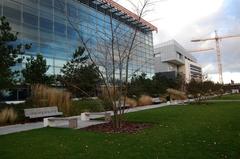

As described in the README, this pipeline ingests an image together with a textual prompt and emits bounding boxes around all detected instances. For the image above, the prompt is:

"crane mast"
[215,31,223,83]
[191,30,240,84]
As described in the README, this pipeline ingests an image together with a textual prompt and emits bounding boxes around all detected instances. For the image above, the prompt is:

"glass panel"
[23,12,38,27]
[0,3,2,16]
[3,6,21,22]
[54,0,65,14]
[28,42,39,53]
[54,21,66,36]
[40,43,51,54]
[67,3,77,18]
[22,26,38,40]
[67,26,78,39]
[40,31,53,43]
[40,0,53,8]
[22,0,38,8]
[40,17,53,32]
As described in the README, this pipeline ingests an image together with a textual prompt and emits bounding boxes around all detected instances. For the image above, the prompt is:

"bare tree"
[63,0,155,130]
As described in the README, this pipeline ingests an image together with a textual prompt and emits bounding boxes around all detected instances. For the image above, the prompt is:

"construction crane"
[188,48,214,53]
[191,30,240,84]
[153,48,214,57]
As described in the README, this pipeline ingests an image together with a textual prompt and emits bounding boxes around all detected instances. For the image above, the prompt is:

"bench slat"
[24,106,63,119]
[85,112,111,115]
[48,117,77,121]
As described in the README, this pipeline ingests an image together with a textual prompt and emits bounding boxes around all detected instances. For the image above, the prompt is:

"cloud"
[208,72,240,84]
[151,0,240,83]
[115,0,240,83]
[202,64,217,74]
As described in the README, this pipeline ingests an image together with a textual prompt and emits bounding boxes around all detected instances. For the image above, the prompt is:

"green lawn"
[213,93,240,100]
[1,102,240,159]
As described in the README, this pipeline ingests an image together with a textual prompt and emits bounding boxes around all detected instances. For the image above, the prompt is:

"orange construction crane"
[191,30,240,84]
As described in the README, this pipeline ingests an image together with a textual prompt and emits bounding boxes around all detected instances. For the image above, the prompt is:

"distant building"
[154,40,202,82]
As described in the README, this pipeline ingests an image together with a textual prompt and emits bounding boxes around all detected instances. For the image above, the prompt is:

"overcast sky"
[116,0,240,83]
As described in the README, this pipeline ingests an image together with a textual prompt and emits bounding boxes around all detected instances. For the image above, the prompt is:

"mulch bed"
[82,121,153,134]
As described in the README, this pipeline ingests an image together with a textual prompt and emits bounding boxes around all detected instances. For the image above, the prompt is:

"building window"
[177,52,183,60]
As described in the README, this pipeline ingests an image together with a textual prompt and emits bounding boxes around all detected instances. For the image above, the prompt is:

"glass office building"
[1,0,157,78]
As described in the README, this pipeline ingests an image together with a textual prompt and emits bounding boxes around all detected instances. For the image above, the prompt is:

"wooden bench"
[81,112,111,121]
[24,106,63,119]
[43,117,78,128]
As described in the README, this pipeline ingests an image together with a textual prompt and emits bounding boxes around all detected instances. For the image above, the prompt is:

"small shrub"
[167,88,187,100]
[98,87,111,109]
[138,95,153,106]
[0,109,8,124]
[98,85,120,111]
[98,85,119,99]
[0,107,18,125]
[126,97,137,107]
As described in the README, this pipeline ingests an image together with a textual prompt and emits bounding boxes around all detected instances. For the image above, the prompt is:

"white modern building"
[154,40,202,82]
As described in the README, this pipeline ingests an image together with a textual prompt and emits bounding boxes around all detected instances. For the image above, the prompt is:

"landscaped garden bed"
[82,121,153,134]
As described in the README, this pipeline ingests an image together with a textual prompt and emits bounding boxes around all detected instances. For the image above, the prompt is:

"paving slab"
[0,122,43,136]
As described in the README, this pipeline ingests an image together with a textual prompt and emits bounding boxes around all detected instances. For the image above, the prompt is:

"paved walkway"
[207,100,240,102]
[0,101,181,136]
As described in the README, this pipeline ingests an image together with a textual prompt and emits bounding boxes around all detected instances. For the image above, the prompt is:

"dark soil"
[82,121,153,134]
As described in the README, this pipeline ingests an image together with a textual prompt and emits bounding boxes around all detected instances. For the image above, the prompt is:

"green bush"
[71,99,106,115]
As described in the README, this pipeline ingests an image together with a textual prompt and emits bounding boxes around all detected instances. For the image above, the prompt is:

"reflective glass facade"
[1,0,155,78]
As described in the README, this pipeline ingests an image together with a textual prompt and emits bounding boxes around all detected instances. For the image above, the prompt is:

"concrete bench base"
[44,117,78,128]
[81,112,111,121]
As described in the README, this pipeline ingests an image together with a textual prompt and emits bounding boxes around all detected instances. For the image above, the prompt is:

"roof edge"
[99,0,158,32]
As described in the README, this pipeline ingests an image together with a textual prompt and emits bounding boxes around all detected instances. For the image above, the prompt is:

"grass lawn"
[1,102,240,159]
[212,93,240,100]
